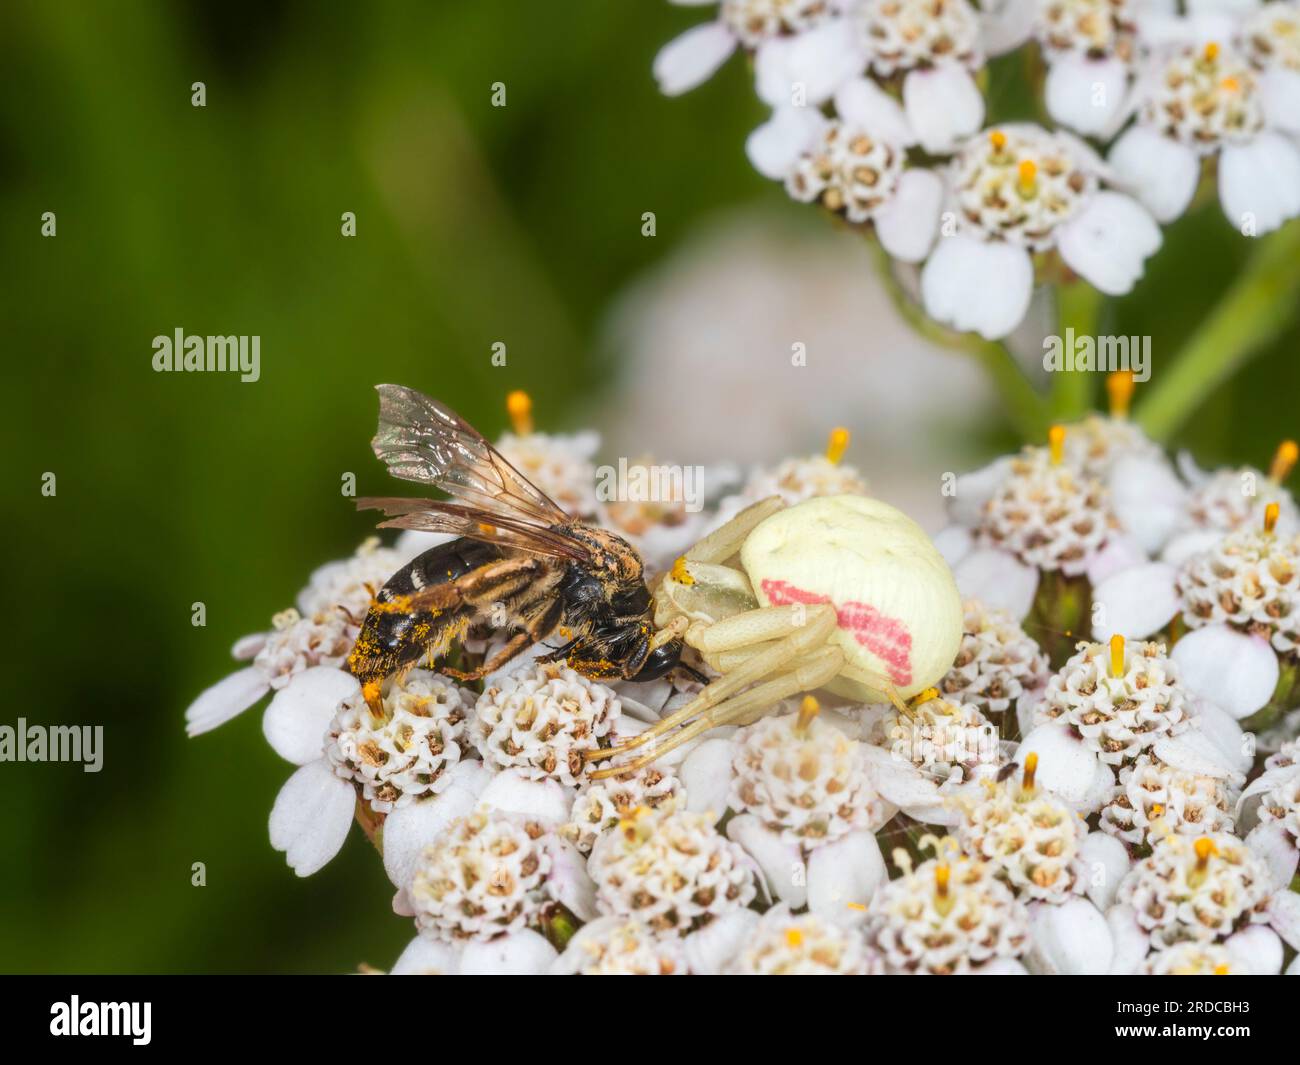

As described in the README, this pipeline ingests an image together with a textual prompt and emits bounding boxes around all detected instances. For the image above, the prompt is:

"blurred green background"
[1,1,1297,972]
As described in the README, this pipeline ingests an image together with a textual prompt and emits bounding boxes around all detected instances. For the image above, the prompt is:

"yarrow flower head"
[922,125,1161,340]
[730,699,886,847]
[1110,38,1300,233]
[1035,638,1191,765]
[957,755,1088,903]
[1034,0,1140,135]
[1099,753,1236,846]
[325,669,470,812]
[587,805,757,934]
[1117,832,1273,948]
[1180,442,1300,540]
[1177,516,1300,655]
[866,851,1030,973]
[551,915,688,975]
[494,391,600,517]
[939,598,1050,715]
[1142,940,1249,975]
[562,762,683,854]
[409,809,555,943]
[728,904,884,974]
[296,537,407,620]
[472,662,621,785]
[1257,771,1300,847]
[977,440,1113,575]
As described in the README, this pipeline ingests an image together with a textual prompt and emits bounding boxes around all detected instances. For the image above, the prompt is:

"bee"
[346,384,685,716]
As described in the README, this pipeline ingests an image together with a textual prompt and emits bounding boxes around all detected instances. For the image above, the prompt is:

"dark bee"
[346,385,684,715]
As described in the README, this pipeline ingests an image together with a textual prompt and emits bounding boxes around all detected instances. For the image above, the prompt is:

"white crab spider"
[587,494,964,778]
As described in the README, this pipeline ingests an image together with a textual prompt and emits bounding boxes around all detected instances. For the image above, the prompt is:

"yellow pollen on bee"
[989,129,1007,152]
[1269,439,1298,482]
[1022,751,1039,792]
[506,390,534,435]
[785,928,804,948]
[1109,634,1126,678]
[1048,424,1066,465]
[1017,159,1037,190]
[825,426,850,465]
[796,695,821,733]
[1265,502,1281,534]
[669,556,695,586]
[1204,41,1220,63]
[1107,370,1135,419]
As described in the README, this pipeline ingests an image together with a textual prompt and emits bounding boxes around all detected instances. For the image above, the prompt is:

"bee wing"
[370,384,572,527]
[356,497,592,562]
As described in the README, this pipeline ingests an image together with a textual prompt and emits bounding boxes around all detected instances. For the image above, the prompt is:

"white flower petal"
[874,168,944,263]
[477,768,573,826]
[1045,54,1128,137]
[458,929,558,975]
[979,0,1037,55]
[948,456,1014,528]
[231,632,268,660]
[754,19,866,107]
[185,666,270,737]
[1246,822,1300,894]
[1260,67,1300,137]
[1267,887,1300,951]
[1090,563,1179,642]
[921,235,1034,340]
[382,786,479,889]
[902,65,983,154]
[833,77,915,144]
[262,666,359,765]
[1219,132,1300,236]
[268,759,356,877]
[1083,534,1148,587]
[653,22,737,96]
[1109,454,1188,554]
[1108,126,1199,223]
[1187,698,1252,775]
[1057,192,1161,296]
[1019,723,1112,811]
[683,908,760,974]
[932,524,974,567]
[1106,904,1150,974]
[1152,730,1245,787]
[1170,623,1279,720]
[543,836,599,922]
[745,106,829,180]
[1226,925,1283,975]
[726,814,807,908]
[1026,897,1113,975]
[806,829,886,925]
[1161,528,1227,567]
[679,737,737,820]
[951,546,1039,621]
[1078,830,1131,911]
[390,935,459,975]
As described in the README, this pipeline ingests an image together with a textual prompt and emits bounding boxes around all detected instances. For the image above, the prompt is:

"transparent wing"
[356,497,591,562]
[370,384,570,527]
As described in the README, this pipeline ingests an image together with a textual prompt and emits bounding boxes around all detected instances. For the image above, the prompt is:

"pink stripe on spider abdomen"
[760,578,913,686]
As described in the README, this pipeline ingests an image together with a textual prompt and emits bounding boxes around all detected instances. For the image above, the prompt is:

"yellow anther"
[1221,76,1239,92]
[796,695,821,734]
[846,901,867,912]
[1265,501,1281,534]
[1049,424,1066,465]
[785,927,804,948]
[1204,41,1220,63]
[934,863,952,911]
[825,426,850,465]
[990,129,1007,152]
[669,556,694,586]
[1213,964,1230,975]
[506,390,534,435]
[1022,751,1038,792]
[1109,634,1125,678]
[1150,803,1165,818]
[910,687,940,707]
[1018,159,1038,189]
[1194,837,1218,866]
[1269,439,1298,482]
[1107,370,1135,419]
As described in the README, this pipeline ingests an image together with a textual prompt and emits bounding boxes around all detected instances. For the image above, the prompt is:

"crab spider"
[587,493,964,778]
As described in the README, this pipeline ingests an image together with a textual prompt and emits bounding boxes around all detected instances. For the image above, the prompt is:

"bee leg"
[439,601,561,683]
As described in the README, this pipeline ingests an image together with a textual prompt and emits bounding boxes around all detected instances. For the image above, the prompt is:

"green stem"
[872,246,1050,440]
[1051,281,1104,421]
[1136,222,1300,442]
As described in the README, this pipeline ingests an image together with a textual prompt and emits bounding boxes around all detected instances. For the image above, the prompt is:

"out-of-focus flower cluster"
[187,399,1300,975]
[653,0,1300,340]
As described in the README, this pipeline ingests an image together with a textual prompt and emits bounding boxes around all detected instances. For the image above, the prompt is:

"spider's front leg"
[585,603,839,777]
